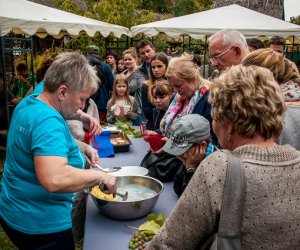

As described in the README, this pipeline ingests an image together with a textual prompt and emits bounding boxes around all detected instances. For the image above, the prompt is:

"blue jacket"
[88,55,114,111]
[190,90,218,146]
[141,84,155,129]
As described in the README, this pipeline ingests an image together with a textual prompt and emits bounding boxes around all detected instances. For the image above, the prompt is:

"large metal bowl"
[90,175,164,220]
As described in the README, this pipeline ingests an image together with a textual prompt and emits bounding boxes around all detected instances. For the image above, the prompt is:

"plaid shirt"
[205,143,218,157]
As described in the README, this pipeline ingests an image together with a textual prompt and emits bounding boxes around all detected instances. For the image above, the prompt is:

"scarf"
[160,83,209,135]
[280,80,300,101]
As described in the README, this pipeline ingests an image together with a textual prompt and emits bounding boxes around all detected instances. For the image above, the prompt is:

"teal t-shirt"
[0,95,86,234]
[32,81,44,95]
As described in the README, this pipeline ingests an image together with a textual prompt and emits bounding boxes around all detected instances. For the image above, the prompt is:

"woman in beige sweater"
[242,48,300,150]
[146,65,300,249]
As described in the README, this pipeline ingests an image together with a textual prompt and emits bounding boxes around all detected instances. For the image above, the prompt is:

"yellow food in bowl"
[91,186,115,201]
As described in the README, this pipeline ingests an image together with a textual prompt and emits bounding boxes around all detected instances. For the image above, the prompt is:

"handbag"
[140,151,182,182]
[200,151,246,250]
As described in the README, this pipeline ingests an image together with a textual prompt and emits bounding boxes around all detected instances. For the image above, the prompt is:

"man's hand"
[84,144,100,166]
[177,143,207,170]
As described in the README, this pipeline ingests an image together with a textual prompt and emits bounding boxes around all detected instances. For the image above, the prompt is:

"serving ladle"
[98,182,128,201]
[95,164,122,173]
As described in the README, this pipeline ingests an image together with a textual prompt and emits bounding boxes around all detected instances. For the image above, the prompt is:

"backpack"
[88,55,107,100]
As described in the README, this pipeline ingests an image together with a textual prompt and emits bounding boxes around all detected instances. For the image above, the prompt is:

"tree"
[53,0,85,15]
[141,0,171,14]
[172,0,201,16]
[290,15,300,25]
[92,0,157,28]
[171,0,212,16]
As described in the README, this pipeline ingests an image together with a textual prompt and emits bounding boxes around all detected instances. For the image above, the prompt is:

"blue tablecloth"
[83,139,178,250]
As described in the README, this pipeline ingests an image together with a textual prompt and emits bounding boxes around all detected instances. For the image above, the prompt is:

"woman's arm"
[106,99,117,124]
[34,155,116,194]
[76,140,99,166]
[141,84,154,123]
[71,109,102,136]
[127,97,139,121]
[128,71,147,94]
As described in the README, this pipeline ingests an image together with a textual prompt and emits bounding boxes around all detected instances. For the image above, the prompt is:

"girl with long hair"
[142,52,169,129]
[106,75,139,125]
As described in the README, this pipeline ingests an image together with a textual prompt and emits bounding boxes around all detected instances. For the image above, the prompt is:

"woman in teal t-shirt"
[0,52,116,250]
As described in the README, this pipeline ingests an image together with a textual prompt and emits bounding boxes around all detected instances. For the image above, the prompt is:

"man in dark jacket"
[86,45,114,124]
[135,40,156,124]
[136,39,155,79]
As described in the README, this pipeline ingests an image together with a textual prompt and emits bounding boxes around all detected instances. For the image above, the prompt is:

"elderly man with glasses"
[209,29,250,74]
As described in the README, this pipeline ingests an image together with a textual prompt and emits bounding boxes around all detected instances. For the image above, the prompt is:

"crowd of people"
[0,30,300,249]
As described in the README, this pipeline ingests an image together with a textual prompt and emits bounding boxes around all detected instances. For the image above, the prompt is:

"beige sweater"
[147,144,300,249]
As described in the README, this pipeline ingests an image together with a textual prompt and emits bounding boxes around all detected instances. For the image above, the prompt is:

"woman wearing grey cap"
[146,65,300,249]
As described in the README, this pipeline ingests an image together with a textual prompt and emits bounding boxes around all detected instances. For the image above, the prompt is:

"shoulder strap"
[218,151,246,244]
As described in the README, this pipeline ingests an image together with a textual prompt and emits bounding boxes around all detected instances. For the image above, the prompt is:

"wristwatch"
[186,166,196,173]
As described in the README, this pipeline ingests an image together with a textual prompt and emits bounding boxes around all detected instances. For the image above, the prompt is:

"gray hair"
[209,29,248,48]
[43,52,98,93]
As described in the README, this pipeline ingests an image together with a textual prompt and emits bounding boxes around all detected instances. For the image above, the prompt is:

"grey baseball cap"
[162,114,210,156]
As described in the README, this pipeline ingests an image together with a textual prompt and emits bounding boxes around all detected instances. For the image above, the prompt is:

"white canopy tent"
[0,0,130,38]
[131,4,300,39]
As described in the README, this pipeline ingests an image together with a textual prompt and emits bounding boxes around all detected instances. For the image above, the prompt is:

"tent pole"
[291,36,295,61]
[30,36,35,90]
[203,35,208,78]
[1,36,10,129]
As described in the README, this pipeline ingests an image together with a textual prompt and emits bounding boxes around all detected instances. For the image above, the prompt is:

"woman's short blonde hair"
[165,53,201,82]
[242,48,300,85]
[209,65,286,139]
[44,52,98,93]
[122,47,138,61]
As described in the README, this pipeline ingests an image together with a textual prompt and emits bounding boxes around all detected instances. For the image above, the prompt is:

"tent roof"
[131,4,300,39]
[0,0,130,38]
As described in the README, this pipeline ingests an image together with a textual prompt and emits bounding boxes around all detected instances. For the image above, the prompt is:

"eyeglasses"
[210,46,234,64]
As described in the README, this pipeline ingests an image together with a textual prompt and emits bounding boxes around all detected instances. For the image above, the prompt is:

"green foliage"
[34,47,63,70]
[290,15,300,25]
[141,0,171,13]
[127,212,165,249]
[66,34,106,56]
[198,0,213,9]
[92,0,157,28]
[173,0,202,16]
[0,225,17,250]
[53,0,84,15]
[152,39,170,53]
[46,0,214,56]
[116,124,142,138]
[171,0,212,17]
[139,220,161,234]
[138,212,165,234]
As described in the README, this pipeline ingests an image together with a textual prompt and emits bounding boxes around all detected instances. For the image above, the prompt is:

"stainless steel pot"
[89,175,164,220]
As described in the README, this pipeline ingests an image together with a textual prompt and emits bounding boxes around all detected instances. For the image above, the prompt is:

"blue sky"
[284,0,300,21]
